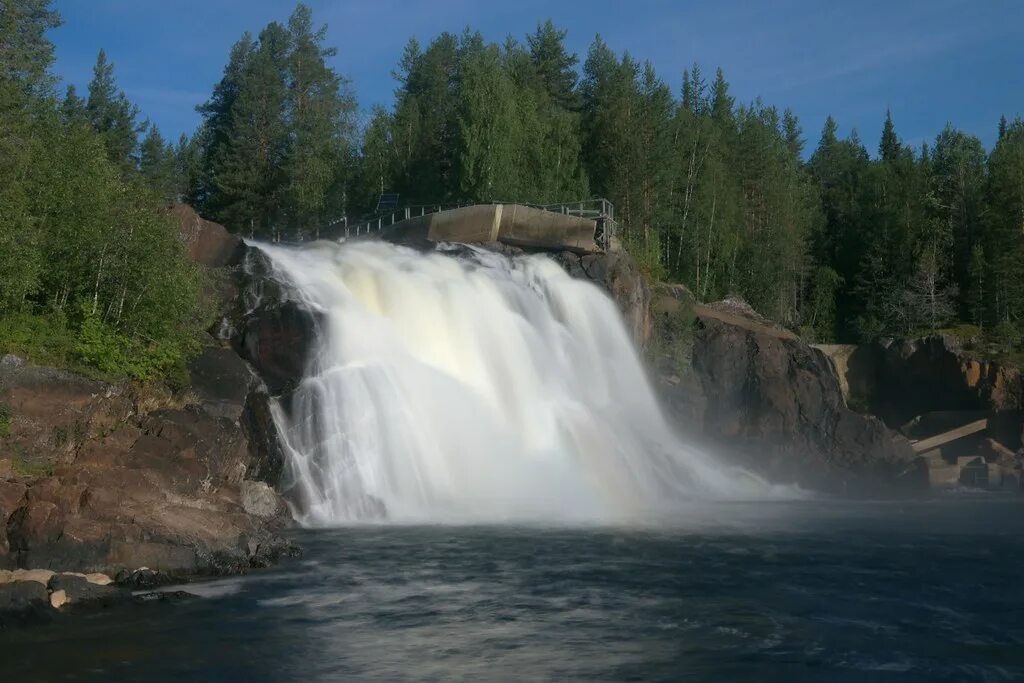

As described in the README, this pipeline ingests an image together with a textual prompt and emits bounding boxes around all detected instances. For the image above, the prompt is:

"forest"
[2,1,1023,384]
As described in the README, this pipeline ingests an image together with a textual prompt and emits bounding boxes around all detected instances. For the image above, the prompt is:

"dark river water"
[2,498,1022,682]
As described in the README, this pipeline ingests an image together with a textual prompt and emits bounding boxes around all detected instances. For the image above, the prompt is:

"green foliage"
[86,48,142,172]
[75,303,194,387]
[193,4,356,237]
[139,123,177,201]
[0,1,208,388]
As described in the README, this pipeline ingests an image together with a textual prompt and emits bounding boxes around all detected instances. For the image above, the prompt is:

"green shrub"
[0,306,197,388]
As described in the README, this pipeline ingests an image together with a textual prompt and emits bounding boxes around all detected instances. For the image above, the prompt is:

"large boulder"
[171,203,242,267]
[226,247,321,398]
[0,580,51,628]
[652,296,927,496]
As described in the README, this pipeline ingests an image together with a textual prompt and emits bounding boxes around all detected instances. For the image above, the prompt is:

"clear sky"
[51,0,1022,155]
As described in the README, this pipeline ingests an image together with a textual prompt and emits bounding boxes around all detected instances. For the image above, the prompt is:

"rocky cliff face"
[873,337,1023,445]
[0,353,295,577]
[553,247,651,347]
[649,291,927,496]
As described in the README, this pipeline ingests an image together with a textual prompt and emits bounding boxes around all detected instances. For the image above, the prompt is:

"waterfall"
[252,240,769,525]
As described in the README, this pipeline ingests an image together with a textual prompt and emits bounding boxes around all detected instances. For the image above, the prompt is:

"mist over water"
[253,241,770,525]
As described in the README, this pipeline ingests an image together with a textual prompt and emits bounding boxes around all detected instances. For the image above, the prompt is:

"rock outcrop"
[874,337,1023,445]
[171,203,242,268]
[0,359,296,578]
[554,247,651,347]
[649,292,927,496]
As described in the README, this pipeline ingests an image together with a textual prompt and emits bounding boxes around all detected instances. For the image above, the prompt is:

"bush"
[74,305,195,388]
[0,306,197,389]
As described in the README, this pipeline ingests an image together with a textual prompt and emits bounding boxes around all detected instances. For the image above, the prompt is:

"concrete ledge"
[497,204,598,253]
[427,205,501,243]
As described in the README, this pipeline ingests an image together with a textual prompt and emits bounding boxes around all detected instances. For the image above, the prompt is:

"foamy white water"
[251,240,770,525]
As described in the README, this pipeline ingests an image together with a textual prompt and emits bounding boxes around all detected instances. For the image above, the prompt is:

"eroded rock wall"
[647,292,927,496]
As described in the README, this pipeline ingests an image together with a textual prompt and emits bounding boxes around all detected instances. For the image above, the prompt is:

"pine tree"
[0,0,62,94]
[174,133,203,206]
[86,49,141,172]
[390,33,460,202]
[998,115,1008,141]
[709,68,734,123]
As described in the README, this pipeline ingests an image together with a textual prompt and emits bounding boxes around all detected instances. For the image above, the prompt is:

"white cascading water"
[252,240,769,525]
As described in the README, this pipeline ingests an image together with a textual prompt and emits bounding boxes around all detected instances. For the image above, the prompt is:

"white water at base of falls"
[252,240,777,525]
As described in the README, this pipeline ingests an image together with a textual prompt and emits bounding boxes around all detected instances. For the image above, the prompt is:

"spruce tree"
[210,22,289,236]
[86,49,141,172]
[194,32,256,212]
[879,109,901,161]
[931,125,986,317]
[60,84,88,128]
[139,123,176,201]
[782,108,804,160]
[526,20,579,110]
[983,118,1024,327]
[282,3,356,233]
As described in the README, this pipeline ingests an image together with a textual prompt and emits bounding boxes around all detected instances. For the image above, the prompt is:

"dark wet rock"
[187,346,257,422]
[553,247,651,347]
[0,581,51,628]
[240,387,286,487]
[223,247,320,399]
[647,293,927,496]
[114,567,177,590]
[133,590,197,604]
[235,300,319,397]
[48,573,131,609]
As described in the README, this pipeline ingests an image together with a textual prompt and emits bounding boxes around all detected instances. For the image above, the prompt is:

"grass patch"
[12,452,54,477]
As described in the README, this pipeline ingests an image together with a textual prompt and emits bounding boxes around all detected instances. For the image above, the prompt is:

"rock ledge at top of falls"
[649,287,929,497]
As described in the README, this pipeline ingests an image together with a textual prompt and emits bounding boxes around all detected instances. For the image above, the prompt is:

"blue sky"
[51,0,1021,155]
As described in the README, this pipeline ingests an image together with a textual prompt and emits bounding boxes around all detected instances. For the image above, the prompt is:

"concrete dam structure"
[326,200,617,254]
